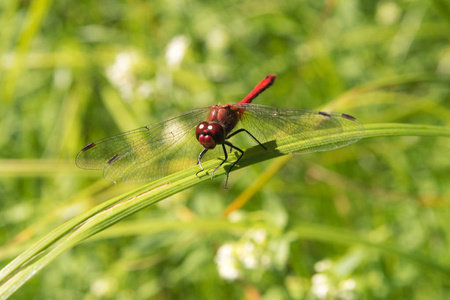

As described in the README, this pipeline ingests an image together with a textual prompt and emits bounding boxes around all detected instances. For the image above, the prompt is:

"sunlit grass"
[1,0,449,299]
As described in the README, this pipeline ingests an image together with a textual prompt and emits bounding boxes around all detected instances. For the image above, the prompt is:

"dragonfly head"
[196,122,225,149]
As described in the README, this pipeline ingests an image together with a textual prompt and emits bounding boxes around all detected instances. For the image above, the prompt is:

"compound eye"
[207,123,225,144]
[195,122,209,139]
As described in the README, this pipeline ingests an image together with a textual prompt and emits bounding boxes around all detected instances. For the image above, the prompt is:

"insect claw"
[197,160,204,170]
[224,174,230,189]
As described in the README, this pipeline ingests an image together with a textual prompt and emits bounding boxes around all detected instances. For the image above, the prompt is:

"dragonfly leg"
[227,129,267,150]
[211,144,229,182]
[196,148,208,177]
[222,141,244,189]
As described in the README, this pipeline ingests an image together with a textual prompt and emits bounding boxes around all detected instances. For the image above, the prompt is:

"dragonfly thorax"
[195,121,225,149]
[208,104,243,135]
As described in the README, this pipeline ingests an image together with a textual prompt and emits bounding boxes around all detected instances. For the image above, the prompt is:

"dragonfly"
[76,75,364,188]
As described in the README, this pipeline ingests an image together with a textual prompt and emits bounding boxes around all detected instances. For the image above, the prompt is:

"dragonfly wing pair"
[76,103,364,183]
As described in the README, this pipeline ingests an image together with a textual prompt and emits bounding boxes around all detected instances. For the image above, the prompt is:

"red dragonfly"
[76,75,364,187]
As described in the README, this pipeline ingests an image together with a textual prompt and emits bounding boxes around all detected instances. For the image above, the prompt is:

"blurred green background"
[1,0,449,299]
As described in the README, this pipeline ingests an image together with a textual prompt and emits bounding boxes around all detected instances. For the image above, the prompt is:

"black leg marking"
[211,144,229,181]
[196,148,208,177]
[222,141,245,189]
[199,129,266,188]
[227,129,267,150]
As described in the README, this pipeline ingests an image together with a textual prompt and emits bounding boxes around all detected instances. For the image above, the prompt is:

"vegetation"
[1,0,449,299]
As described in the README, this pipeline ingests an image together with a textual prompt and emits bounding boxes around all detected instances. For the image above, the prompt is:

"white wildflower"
[165,35,188,68]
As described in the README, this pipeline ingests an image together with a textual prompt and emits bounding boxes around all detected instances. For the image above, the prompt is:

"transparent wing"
[76,107,220,183]
[232,104,364,155]
[76,103,364,184]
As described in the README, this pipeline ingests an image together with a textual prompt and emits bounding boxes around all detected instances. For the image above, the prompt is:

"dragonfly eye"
[206,123,225,144]
[196,122,225,149]
[198,134,216,149]
[196,122,209,139]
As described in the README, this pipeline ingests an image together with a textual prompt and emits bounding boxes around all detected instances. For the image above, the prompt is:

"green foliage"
[1,0,449,299]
